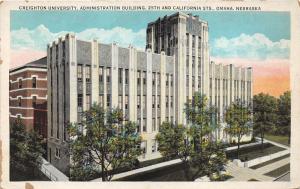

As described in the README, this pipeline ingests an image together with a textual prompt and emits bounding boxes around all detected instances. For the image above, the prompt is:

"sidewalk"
[255,157,290,175]
[40,157,69,181]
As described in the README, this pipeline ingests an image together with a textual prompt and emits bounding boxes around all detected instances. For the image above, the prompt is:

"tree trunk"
[101,151,106,181]
[237,138,240,159]
[260,131,264,152]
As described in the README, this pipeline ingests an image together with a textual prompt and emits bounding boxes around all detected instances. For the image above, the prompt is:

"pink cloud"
[10,50,46,69]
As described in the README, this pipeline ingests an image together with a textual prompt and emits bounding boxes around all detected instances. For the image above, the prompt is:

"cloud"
[211,33,290,60]
[11,25,146,51]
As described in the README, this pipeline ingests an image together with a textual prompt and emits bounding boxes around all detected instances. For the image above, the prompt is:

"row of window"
[9,77,37,90]
[14,96,38,108]
[78,66,174,88]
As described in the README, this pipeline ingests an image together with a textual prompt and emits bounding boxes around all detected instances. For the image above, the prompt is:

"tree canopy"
[69,104,142,181]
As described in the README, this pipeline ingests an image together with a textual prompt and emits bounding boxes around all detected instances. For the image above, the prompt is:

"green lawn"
[264,134,290,147]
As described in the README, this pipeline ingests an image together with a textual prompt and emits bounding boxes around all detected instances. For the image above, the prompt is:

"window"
[55,148,60,158]
[141,141,147,156]
[166,74,169,87]
[157,117,161,131]
[18,79,22,88]
[152,140,157,153]
[186,33,189,46]
[166,96,169,108]
[152,119,156,132]
[32,77,37,88]
[125,95,129,110]
[143,119,146,132]
[107,95,110,107]
[143,71,147,85]
[32,96,37,108]
[106,68,111,83]
[78,94,83,111]
[170,75,173,87]
[152,72,156,86]
[86,66,91,82]
[152,95,155,108]
[186,56,189,71]
[170,96,173,108]
[137,95,140,109]
[18,97,21,107]
[99,95,104,107]
[99,67,103,82]
[86,95,91,110]
[192,35,195,48]
[137,71,141,85]
[125,69,129,84]
[77,65,82,81]
[142,95,146,111]
[157,96,160,108]
[137,119,141,133]
[157,73,160,86]
[118,95,122,108]
[118,68,123,84]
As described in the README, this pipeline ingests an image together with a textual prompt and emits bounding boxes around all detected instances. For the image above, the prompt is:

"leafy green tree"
[277,91,291,144]
[10,119,45,180]
[224,100,252,159]
[156,92,227,181]
[253,93,278,150]
[69,104,142,181]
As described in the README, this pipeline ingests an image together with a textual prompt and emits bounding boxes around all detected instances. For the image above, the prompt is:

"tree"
[156,92,227,181]
[277,91,291,144]
[253,93,278,150]
[68,104,142,181]
[224,100,252,159]
[10,119,45,180]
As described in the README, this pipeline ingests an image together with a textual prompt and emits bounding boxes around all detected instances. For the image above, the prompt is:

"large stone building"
[9,57,48,139]
[47,12,253,174]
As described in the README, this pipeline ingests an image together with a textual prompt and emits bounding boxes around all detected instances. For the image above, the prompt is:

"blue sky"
[11,11,290,60]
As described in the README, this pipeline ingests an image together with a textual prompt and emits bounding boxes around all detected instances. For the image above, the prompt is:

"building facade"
[47,12,253,174]
[9,57,48,139]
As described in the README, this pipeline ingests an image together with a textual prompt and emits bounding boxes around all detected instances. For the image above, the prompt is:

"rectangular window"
[118,95,122,108]
[32,77,37,88]
[142,95,146,111]
[192,35,195,48]
[143,119,146,132]
[152,95,155,108]
[166,96,169,108]
[86,95,91,110]
[99,95,103,107]
[32,96,37,108]
[107,95,110,107]
[125,69,129,84]
[18,97,21,107]
[152,72,156,86]
[137,71,141,85]
[170,75,173,87]
[152,119,156,132]
[118,68,122,84]
[157,117,161,131]
[137,95,141,109]
[99,67,103,82]
[157,73,160,86]
[170,96,173,108]
[137,119,141,133]
[77,65,82,81]
[18,79,22,88]
[86,66,91,82]
[78,94,83,111]
[157,96,160,108]
[152,140,157,153]
[106,68,111,83]
[143,71,147,85]
[186,33,189,46]
[125,95,129,110]
[166,74,169,87]
[55,148,60,158]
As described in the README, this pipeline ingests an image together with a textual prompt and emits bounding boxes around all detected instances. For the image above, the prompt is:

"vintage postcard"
[0,0,300,189]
